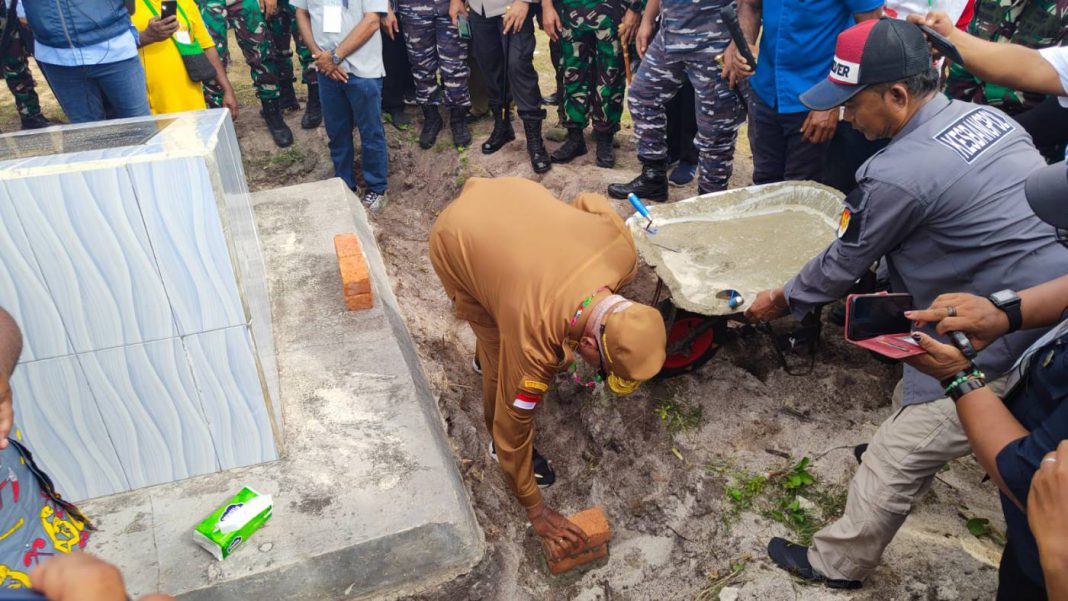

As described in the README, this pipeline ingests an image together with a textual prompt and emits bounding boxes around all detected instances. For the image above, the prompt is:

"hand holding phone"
[917,23,964,65]
[845,293,927,359]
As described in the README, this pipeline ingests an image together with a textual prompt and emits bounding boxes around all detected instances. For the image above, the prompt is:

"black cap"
[800,18,933,111]
[1026,161,1068,229]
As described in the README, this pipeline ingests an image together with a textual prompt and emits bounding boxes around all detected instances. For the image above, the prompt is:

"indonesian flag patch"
[513,392,542,411]
[837,208,852,239]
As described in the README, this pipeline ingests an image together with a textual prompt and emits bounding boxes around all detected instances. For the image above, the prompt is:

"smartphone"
[161,0,178,19]
[720,5,757,70]
[845,293,925,359]
[457,13,471,40]
[918,24,964,65]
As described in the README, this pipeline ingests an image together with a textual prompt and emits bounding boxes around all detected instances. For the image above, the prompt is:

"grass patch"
[654,397,703,435]
[269,147,307,167]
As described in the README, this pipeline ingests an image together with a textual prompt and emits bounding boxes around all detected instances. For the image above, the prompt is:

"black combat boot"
[594,130,615,168]
[419,104,444,149]
[449,106,472,149]
[260,98,294,148]
[607,158,668,201]
[301,83,322,129]
[481,107,515,154]
[550,127,587,163]
[523,118,552,174]
[20,113,53,130]
[279,79,300,112]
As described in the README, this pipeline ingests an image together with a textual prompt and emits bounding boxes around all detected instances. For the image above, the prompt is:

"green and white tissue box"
[193,486,273,560]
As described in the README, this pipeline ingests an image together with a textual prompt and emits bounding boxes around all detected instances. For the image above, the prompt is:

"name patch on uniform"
[934,109,1015,164]
[513,392,542,411]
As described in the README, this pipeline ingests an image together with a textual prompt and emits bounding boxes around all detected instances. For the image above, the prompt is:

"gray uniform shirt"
[785,95,1068,406]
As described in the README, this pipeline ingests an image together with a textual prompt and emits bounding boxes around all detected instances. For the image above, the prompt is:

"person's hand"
[904,293,1008,353]
[619,9,640,46]
[502,0,530,35]
[528,504,590,560]
[800,109,838,144]
[449,0,468,26]
[222,88,240,120]
[907,12,956,61]
[141,15,180,46]
[541,5,562,42]
[1030,441,1068,575]
[30,552,176,601]
[382,8,400,40]
[314,51,348,82]
[0,369,11,450]
[722,41,756,89]
[260,0,278,17]
[745,287,789,323]
[635,17,654,59]
[904,332,973,381]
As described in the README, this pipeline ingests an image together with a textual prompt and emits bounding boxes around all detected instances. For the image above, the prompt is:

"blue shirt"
[995,319,1068,588]
[33,28,139,67]
[749,0,883,113]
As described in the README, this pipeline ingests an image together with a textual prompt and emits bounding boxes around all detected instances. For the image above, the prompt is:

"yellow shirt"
[132,0,215,115]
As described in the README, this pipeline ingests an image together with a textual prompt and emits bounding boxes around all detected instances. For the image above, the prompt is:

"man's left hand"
[540,6,562,41]
[0,371,11,449]
[619,9,640,45]
[222,89,240,120]
[261,0,278,17]
[904,332,973,381]
[800,109,838,145]
[745,287,789,322]
[314,51,348,82]
[502,0,529,34]
[382,9,400,40]
[904,292,1008,353]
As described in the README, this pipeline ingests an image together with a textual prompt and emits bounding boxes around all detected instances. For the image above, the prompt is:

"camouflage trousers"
[2,31,41,119]
[559,8,623,132]
[397,2,471,107]
[628,32,743,192]
[197,0,280,104]
[268,0,316,86]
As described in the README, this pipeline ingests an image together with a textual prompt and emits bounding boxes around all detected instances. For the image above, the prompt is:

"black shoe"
[384,106,410,131]
[490,441,556,488]
[594,130,615,168]
[854,443,868,464]
[279,79,300,112]
[260,98,294,148]
[542,91,560,106]
[302,83,322,129]
[481,107,515,154]
[20,113,53,130]
[550,127,587,163]
[829,301,847,327]
[767,538,862,589]
[607,158,668,201]
[523,118,552,174]
[419,104,444,149]
[449,106,472,149]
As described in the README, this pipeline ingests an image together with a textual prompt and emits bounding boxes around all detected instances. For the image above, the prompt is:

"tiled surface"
[80,339,221,490]
[11,356,130,501]
[184,327,278,469]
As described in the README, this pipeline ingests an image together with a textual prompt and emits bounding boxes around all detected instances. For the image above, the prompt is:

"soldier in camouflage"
[607,0,745,201]
[396,0,472,150]
[540,0,639,167]
[197,0,295,147]
[268,0,322,129]
[0,0,51,130]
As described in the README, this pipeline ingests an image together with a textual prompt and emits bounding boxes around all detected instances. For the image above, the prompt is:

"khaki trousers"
[808,378,1006,581]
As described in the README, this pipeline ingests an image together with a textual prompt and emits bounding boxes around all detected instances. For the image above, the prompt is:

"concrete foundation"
[81,179,483,599]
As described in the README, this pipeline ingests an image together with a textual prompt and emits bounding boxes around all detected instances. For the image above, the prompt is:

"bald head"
[0,307,22,378]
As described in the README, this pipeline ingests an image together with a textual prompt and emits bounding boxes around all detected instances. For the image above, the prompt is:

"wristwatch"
[988,289,1022,333]
[330,49,343,65]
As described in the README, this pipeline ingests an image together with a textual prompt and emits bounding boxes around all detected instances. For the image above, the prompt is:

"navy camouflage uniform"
[197,0,282,105]
[396,0,471,107]
[627,0,745,192]
[268,0,317,86]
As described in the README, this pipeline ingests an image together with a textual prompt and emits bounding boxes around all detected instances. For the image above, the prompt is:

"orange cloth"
[132,0,215,114]
[429,177,639,510]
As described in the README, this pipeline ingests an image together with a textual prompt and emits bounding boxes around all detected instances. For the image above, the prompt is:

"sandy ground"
[0,32,1009,601]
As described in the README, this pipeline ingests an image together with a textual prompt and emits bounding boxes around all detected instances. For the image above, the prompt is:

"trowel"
[627,193,657,235]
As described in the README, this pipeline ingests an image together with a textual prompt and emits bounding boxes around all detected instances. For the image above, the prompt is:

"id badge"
[323,0,343,33]
[175,30,192,44]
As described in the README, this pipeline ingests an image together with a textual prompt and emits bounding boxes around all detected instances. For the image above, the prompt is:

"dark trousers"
[468,7,543,119]
[666,79,698,165]
[820,121,887,195]
[997,541,1048,601]
[1013,96,1068,162]
[381,24,415,111]
[747,87,827,184]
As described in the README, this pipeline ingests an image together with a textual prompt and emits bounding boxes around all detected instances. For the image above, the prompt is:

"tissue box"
[193,486,273,560]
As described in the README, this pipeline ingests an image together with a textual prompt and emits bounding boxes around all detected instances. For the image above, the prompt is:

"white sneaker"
[363,191,388,213]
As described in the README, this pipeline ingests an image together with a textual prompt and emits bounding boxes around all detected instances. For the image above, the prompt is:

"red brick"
[543,506,612,575]
[334,233,372,311]
[546,543,609,575]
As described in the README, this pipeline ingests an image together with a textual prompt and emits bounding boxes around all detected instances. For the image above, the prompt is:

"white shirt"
[1038,46,1068,108]
[290,0,387,79]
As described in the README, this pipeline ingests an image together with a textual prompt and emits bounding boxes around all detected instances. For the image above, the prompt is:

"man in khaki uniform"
[430,177,667,556]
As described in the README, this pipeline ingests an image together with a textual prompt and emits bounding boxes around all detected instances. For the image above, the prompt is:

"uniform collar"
[891,94,950,143]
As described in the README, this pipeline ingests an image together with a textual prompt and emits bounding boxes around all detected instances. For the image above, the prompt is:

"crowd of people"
[1,0,1067,599]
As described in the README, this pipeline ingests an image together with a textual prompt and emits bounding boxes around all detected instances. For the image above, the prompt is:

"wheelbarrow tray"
[628,181,844,316]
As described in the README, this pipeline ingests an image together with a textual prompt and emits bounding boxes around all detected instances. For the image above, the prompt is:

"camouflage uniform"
[556,0,626,133]
[627,0,744,192]
[945,0,1066,114]
[1,30,42,120]
[396,0,471,107]
[268,0,317,85]
[197,0,281,105]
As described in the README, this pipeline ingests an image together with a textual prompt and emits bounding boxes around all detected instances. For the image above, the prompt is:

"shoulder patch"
[522,379,549,392]
[513,392,542,411]
[934,108,1015,164]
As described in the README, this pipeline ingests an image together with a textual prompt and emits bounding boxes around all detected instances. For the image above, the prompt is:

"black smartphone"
[918,24,964,65]
[846,293,914,341]
[161,0,178,19]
